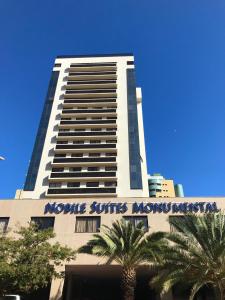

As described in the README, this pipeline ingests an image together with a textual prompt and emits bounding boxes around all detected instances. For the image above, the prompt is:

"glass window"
[127,69,142,189]
[104,181,117,187]
[31,217,55,230]
[49,182,62,188]
[69,167,82,172]
[89,153,101,157]
[71,153,83,157]
[105,166,117,171]
[75,217,100,233]
[106,140,117,143]
[88,167,99,171]
[0,218,9,234]
[90,140,101,144]
[73,141,84,144]
[123,216,148,230]
[24,71,59,191]
[57,141,68,144]
[52,168,64,172]
[105,153,116,156]
[67,182,80,187]
[55,154,66,157]
[86,182,99,187]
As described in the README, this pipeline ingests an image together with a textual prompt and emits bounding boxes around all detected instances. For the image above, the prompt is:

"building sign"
[44,201,219,215]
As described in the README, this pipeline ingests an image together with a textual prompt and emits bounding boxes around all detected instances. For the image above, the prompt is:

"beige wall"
[0,197,222,300]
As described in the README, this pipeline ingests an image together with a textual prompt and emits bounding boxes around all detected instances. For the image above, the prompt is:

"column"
[49,277,65,300]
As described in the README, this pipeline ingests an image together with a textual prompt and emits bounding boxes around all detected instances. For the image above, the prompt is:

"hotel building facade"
[1,54,221,300]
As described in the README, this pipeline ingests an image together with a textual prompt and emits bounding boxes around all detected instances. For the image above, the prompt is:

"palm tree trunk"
[218,284,225,300]
[121,267,136,300]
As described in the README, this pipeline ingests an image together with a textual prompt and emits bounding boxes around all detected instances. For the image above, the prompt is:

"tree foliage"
[151,213,225,300]
[79,219,166,300]
[0,223,75,296]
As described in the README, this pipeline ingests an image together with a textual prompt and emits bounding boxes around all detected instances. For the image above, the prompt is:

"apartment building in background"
[19,54,149,199]
[148,174,184,198]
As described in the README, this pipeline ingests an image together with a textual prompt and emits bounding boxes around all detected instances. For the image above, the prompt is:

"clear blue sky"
[0,0,225,198]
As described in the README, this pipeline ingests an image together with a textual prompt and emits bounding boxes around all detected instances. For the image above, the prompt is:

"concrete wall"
[1,197,222,299]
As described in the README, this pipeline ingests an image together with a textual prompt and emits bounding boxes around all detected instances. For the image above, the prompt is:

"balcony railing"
[55,144,116,150]
[53,157,116,164]
[47,187,116,195]
[49,171,116,178]
[58,132,116,137]
[70,63,116,67]
[67,80,117,85]
[60,120,116,125]
[62,109,116,114]
[63,99,116,104]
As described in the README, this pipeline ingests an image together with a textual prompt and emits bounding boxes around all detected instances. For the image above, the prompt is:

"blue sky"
[0,0,225,198]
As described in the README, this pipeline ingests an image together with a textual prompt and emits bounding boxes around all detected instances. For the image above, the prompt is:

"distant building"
[148,174,184,198]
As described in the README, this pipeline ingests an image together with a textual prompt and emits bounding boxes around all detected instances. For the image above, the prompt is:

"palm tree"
[79,219,165,300]
[151,213,225,300]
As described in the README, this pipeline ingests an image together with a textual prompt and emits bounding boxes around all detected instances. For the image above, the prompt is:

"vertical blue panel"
[24,71,59,191]
[127,69,143,189]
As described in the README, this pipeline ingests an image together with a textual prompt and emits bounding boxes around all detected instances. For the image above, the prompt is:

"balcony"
[67,66,117,72]
[58,131,116,137]
[70,63,116,67]
[63,91,117,99]
[61,108,117,118]
[46,187,116,197]
[62,99,117,108]
[52,157,117,167]
[58,119,117,129]
[65,83,117,90]
[48,171,117,182]
[66,74,117,81]
[67,80,117,84]
[57,132,116,141]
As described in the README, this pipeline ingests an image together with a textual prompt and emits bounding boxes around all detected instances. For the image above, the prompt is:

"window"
[61,117,71,120]
[86,182,99,187]
[106,140,116,143]
[91,128,102,131]
[104,181,117,187]
[106,128,116,131]
[107,117,117,120]
[59,129,70,132]
[123,216,148,230]
[90,140,101,144]
[31,217,55,230]
[57,141,68,144]
[73,141,84,144]
[55,154,66,157]
[49,182,62,188]
[106,153,116,156]
[105,166,117,171]
[127,61,134,65]
[88,167,99,171]
[76,118,86,120]
[54,63,61,67]
[89,153,101,157]
[67,182,80,187]
[69,167,82,172]
[71,153,83,157]
[0,218,9,234]
[52,168,64,172]
[75,129,86,131]
[75,217,100,233]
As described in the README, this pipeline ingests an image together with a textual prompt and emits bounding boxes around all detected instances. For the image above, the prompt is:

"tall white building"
[21,54,149,199]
